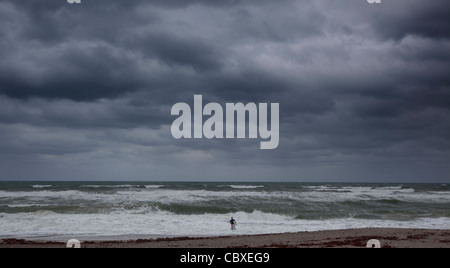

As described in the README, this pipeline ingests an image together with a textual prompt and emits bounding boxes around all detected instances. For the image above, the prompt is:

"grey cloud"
[0,0,449,182]
[0,96,170,129]
[0,0,325,101]
[0,124,100,156]
[369,0,450,41]
[129,32,225,72]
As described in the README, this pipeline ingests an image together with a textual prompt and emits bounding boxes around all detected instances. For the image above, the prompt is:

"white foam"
[228,185,265,189]
[0,190,103,199]
[115,189,274,204]
[1,186,449,205]
[7,204,51,208]
[80,184,136,188]
[31,185,53,189]
[0,210,448,240]
[144,185,163,189]
[299,186,450,203]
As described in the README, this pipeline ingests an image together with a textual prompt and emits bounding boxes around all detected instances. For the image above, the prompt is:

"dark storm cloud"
[368,0,450,41]
[0,43,148,100]
[0,0,449,181]
[0,95,171,129]
[128,32,225,72]
[0,0,321,101]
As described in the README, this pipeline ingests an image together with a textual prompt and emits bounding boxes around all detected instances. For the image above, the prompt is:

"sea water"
[0,182,449,240]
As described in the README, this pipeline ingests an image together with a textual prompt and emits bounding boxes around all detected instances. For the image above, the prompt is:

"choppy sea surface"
[0,182,448,240]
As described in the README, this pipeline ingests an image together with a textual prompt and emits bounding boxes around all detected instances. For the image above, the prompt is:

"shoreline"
[1,228,449,248]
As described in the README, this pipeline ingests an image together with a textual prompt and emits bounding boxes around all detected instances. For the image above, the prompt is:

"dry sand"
[1,228,449,248]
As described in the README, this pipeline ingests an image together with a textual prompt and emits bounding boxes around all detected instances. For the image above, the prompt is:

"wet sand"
[1,228,449,248]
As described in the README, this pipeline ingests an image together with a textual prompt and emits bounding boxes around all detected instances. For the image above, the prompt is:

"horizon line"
[0,180,447,184]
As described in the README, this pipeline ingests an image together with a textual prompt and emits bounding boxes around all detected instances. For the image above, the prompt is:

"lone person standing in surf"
[230,217,237,230]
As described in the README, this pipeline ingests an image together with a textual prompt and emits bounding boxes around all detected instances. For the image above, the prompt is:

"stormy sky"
[0,0,449,182]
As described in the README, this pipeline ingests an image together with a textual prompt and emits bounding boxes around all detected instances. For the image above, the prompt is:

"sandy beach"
[1,228,449,248]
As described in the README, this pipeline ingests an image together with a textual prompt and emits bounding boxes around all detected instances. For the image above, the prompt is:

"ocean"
[0,182,449,240]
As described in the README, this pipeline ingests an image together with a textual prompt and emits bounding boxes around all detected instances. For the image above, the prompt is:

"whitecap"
[144,185,163,189]
[80,184,136,188]
[31,185,53,189]
[7,204,51,208]
[229,185,265,189]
